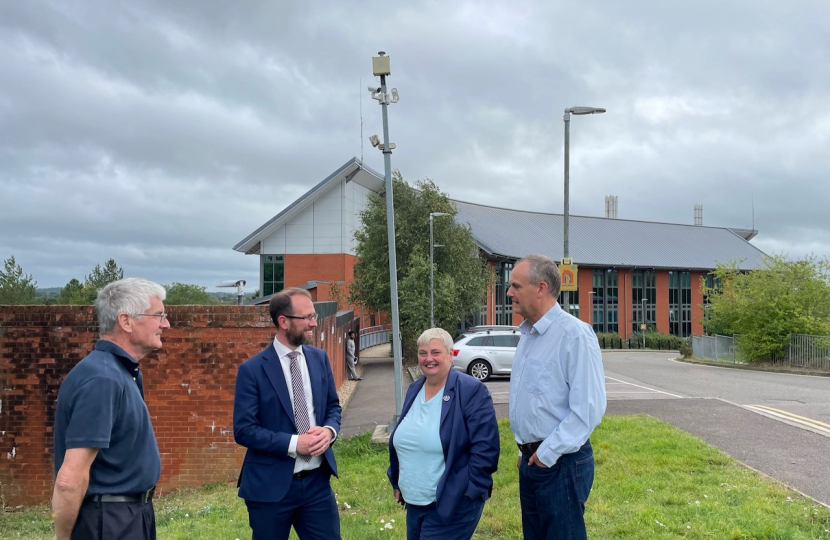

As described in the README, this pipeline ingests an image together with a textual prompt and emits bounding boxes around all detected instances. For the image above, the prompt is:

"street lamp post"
[368,51,404,428]
[642,298,647,348]
[429,212,450,328]
[562,106,606,314]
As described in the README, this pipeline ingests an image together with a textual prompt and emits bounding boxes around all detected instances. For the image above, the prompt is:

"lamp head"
[566,106,606,115]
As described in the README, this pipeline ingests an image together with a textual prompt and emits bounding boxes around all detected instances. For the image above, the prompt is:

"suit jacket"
[388,368,500,523]
[233,344,341,502]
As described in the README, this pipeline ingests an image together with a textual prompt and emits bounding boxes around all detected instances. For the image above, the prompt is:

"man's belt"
[292,467,320,480]
[517,441,543,456]
[86,486,155,504]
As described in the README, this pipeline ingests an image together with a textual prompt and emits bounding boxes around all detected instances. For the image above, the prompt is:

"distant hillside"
[35,287,61,298]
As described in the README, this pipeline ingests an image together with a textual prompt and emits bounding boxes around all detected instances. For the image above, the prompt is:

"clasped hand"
[296,426,332,457]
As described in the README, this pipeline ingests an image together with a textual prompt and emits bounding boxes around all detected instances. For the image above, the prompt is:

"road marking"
[604,376,683,398]
[744,405,830,436]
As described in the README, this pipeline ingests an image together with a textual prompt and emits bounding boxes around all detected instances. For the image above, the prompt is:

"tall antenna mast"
[360,77,364,161]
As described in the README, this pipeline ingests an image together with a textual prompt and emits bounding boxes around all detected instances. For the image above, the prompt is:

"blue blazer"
[233,344,341,502]
[388,368,500,523]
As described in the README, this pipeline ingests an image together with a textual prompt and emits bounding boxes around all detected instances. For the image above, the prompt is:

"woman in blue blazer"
[388,328,500,540]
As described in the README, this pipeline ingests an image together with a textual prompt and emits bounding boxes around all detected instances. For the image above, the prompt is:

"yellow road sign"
[559,263,578,292]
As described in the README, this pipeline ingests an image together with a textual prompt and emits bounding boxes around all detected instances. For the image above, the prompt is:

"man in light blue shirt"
[507,254,606,540]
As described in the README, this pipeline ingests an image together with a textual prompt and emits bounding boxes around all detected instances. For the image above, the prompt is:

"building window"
[495,262,513,325]
[668,270,692,337]
[631,269,656,334]
[591,269,618,333]
[262,255,285,297]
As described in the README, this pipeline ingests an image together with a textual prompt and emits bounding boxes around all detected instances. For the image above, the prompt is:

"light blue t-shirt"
[393,384,446,505]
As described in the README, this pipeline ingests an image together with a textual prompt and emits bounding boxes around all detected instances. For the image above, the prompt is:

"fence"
[359,324,391,350]
[692,334,739,363]
[692,333,830,371]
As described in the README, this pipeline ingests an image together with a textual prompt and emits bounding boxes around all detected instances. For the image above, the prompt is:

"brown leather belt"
[517,441,543,456]
[86,486,155,503]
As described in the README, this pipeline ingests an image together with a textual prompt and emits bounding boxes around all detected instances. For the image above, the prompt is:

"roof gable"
[233,157,384,254]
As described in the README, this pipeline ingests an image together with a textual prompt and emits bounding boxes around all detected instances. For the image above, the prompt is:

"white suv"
[452,328,521,382]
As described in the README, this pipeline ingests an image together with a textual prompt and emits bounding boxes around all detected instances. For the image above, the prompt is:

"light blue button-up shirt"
[509,303,607,467]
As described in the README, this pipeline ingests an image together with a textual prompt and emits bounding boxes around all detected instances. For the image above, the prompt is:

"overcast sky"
[1,0,828,291]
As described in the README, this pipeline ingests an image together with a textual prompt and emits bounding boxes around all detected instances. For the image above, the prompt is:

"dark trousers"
[245,467,341,540]
[519,440,594,540]
[72,498,156,540]
[404,496,485,540]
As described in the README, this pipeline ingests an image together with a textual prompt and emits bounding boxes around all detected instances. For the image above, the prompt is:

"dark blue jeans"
[519,440,594,540]
[405,495,485,540]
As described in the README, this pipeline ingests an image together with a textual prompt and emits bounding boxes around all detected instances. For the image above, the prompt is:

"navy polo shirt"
[54,340,161,494]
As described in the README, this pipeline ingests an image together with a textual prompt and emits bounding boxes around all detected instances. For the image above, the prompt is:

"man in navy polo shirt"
[52,278,169,540]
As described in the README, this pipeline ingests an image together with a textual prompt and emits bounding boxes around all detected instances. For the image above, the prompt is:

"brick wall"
[0,303,355,507]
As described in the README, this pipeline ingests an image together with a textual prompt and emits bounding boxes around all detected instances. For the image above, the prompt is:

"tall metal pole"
[430,213,435,328]
[379,72,404,427]
[642,298,647,348]
[563,111,571,314]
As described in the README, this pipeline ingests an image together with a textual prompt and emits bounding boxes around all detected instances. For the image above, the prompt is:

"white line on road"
[604,376,683,398]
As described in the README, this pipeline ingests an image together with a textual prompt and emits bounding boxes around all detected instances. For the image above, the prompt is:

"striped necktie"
[287,351,312,462]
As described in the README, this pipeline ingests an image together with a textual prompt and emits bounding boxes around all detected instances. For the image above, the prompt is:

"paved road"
[602,351,830,434]
[342,346,830,505]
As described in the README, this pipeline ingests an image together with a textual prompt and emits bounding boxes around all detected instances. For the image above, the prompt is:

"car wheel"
[468,360,491,382]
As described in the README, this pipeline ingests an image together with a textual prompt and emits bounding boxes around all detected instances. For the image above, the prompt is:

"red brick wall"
[691,271,705,336]
[0,304,354,507]
[655,271,670,334]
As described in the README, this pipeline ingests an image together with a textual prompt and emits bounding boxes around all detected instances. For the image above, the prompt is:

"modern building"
[235,158,767,338]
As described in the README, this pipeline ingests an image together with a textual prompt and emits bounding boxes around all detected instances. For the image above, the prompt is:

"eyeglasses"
[283,313,319,322]
[133,312,168,321]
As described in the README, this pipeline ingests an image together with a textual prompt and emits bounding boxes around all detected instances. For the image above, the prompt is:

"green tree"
[85,258,124,290]
[165,282,213,305]
[703,254,830,362]
[0,255,38,304]
[57,259,125,305]
[58,278,90,304]
[350,172,490,359]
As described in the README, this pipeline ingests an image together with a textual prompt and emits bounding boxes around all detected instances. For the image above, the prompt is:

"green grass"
[4,417,830,539]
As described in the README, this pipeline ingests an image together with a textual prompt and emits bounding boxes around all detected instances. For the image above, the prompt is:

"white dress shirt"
[272,339,337,473]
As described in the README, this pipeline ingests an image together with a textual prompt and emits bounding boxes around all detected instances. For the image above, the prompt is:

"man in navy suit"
[234,287,342,540]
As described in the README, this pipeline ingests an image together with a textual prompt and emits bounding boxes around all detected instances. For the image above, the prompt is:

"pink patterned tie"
[287,351,312,462]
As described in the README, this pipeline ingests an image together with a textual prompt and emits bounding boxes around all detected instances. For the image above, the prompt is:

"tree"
[57,259,125,305]
[58,278,90,305]
[165,282,213,305]
[0,255,37,304]
[85,259,124,290]
[703,254,830,362]
[350,172,490,358]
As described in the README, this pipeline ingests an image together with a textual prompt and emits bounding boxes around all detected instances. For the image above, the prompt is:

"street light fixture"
[368,51,405,428]
[216,279,247,305]
[429,212,451,327]
[562,105,606,315]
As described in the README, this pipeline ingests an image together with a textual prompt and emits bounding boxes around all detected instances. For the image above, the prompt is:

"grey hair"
[416,327,454,355]
[518,254,561,298]
[95,278,167,335]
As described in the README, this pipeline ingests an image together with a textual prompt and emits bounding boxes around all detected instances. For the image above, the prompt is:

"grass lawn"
[3,416,829,539]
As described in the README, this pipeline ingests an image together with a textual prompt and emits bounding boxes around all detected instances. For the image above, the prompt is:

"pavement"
[340,344,830,507]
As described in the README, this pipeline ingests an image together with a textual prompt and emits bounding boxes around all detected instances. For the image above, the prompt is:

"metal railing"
[692,333,830,371]
[359,324,391,350]
[692,334,739,363]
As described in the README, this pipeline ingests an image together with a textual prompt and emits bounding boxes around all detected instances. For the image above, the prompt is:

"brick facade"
[0,304,354,507]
